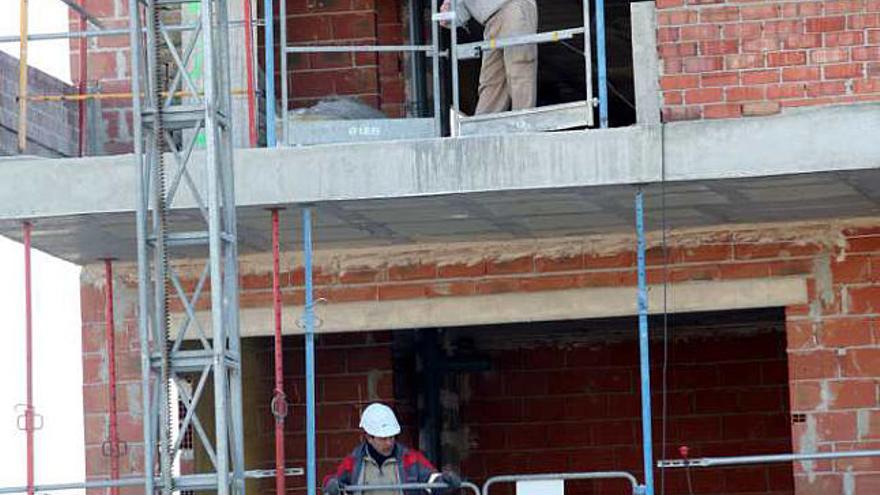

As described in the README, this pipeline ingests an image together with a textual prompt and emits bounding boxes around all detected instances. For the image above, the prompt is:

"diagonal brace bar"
[57,0,105,29]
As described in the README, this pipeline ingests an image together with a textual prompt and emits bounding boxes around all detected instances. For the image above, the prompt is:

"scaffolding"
[4,0,608,148]
[277,0,600,145]
[3,2,880,495]
[128,0,246,493]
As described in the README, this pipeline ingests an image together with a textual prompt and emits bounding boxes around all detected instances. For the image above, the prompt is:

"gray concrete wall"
[0,51,79,157]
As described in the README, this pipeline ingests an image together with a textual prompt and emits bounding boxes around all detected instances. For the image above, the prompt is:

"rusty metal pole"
[22,222,35,495]
[104,259,120,495]
[243,0,257,147]
[77,0,89,156]
[271,209,287,495]
[18,0,29,153]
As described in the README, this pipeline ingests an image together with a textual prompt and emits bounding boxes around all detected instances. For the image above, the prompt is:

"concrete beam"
[171,277,808,336]
[3,103,878,223]
[1,103,879,264]
[664,103,880,181]
[0,124,662,220]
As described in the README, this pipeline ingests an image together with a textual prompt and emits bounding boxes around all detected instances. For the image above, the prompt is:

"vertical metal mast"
[129,0,244,493]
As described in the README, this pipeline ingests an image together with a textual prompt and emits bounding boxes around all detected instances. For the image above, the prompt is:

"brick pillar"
[786,227,880,494]
[80,267,144,495]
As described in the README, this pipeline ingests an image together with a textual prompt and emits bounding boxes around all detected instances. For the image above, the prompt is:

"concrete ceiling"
[0,103,878,265]
[3,171,880,265]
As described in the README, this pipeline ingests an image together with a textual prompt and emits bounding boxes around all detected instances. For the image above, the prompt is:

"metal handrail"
[482,472,645,495]
[279,0,448,143]
[444,0,594,128]
[0,468,305,495]
[455,28,586,60]
[285,45,438,55]
[342,481,481,495]
[657,449,880,469]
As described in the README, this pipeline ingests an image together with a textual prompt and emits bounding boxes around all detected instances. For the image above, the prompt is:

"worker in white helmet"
[322,403,462,495]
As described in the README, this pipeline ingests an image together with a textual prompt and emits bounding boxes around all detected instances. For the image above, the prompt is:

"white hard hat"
[359,403,401,437]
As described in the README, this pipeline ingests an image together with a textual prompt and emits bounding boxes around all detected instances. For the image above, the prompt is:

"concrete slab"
[0,103,878,264]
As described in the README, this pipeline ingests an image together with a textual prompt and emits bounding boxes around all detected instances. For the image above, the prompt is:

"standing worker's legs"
[501,0,537,110]
[474,0,538,114]
[475,15,509,114]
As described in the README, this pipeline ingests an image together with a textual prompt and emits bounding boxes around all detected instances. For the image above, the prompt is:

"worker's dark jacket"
[323,443,438,495]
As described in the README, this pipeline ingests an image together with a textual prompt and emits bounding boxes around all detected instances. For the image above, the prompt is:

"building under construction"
[1,0,880,494]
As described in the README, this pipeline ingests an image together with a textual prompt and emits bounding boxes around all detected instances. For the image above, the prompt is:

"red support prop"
[271,209,287,495]
[23,222,35,495]
[104,259,120,495]
[243,0,257,147]
[77,0,88,157]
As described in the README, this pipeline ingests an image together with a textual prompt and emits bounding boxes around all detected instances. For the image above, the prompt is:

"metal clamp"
[14,405,43,431]
[101,440,129,458]
[270,390,289,421]
[296,297,327,330]
[431,12,456,22]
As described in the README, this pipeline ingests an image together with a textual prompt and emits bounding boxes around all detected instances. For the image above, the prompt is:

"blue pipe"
[636,190,654,495]
[595,0,608,128]
[303,208,317,495]
[265,0,276,146]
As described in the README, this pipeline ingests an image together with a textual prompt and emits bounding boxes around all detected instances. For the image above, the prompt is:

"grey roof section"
[0,103,878,264]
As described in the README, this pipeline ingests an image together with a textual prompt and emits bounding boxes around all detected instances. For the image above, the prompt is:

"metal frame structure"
[278,0,605,145]
[446,0,597,135]
[129,0,245,494]
[278,6,443,145]
[3,0,607,149]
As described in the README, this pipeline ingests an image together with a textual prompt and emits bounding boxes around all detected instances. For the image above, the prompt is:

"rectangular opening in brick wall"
[257,0,411,118]
[431,307,794,495]
[256,0,638,126]
[455,0,638,125]
[201,308,792,495]
[199,331,409,495]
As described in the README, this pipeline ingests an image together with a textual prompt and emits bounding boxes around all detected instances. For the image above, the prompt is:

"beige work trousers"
[474,0,538,115]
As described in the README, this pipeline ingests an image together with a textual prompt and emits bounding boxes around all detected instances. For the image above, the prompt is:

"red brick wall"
[458,319,793,495]
[80,221,880,494]
[246,332,404,495]
[786,226,880,494]
[657,0,880,121]
[68,0,135,154]
[274,0,408,116]
[80,276,144,495]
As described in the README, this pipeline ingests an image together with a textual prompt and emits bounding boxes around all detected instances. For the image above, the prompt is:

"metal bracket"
[270,391,289,421]
[14,405,44,431]
[431,12,456,22]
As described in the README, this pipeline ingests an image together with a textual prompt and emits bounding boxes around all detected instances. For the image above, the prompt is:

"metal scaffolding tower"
[128,0,245,494]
